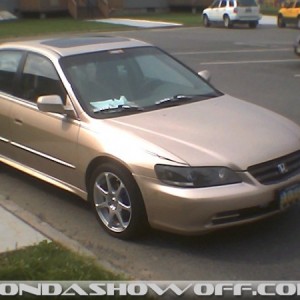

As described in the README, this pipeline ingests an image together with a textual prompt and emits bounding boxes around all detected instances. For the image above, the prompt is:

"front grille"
[248,150,300,185]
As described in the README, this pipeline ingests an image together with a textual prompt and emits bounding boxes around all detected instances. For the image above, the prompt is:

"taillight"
[233,7,238,13]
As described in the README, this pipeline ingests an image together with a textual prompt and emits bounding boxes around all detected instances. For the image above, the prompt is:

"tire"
[277,15,286,28]
[249,21,258,28]
[203,14,210,27]
[297,16,300,29]
[89,163,148,239]
[223,15,232,28]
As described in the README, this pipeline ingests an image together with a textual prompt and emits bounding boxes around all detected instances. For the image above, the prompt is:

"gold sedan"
[0,36,300,239]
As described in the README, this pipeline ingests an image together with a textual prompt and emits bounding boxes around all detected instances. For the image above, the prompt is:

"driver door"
[10,52,81,188]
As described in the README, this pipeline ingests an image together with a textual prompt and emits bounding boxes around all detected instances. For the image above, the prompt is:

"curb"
[0,195,126,278]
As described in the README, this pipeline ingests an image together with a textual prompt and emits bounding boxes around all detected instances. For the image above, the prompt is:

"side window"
[211,0,220,8]
[296,1,300,7]
[229,0,234,6]
[19,53,66,103]
[220,0,227,7]
[0,50,23,95]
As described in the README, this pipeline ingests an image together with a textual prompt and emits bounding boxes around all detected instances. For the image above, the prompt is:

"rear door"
[216,0,228,21]
[208,0,222,21]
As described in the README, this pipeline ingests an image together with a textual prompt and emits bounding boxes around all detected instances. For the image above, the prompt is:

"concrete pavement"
[260,15,277,26]
[0,195,48,254]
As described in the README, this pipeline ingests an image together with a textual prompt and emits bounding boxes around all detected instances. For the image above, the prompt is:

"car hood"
[109,95,300,170]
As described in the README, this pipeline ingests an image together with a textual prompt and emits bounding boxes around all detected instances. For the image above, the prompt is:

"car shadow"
[136,205,300,268]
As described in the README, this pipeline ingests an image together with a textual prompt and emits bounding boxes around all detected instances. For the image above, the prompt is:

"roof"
[0,35,150,57]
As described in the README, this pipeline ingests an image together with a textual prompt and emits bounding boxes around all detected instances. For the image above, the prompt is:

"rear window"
[237,0,257,6]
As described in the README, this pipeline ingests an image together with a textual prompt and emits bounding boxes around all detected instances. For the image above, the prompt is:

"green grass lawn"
[0,18,126,39]
[0,241,149,299]
[260,5,278,16]
[0,241,122,281]
[0,13,202,40]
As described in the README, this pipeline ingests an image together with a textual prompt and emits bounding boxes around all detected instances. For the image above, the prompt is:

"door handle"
[14,119,23,125]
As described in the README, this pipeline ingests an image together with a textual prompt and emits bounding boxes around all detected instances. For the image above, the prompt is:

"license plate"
[245,8,252,12]
[278,183,300,210]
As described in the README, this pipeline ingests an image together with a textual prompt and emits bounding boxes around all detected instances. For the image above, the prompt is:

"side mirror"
[198,70,211,82]
[37,95,75,118]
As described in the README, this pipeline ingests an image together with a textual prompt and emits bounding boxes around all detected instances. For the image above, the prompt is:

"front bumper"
[135,172,300,235]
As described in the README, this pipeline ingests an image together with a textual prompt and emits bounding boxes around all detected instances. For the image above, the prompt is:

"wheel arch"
[223,14,233,28]
[85,155,135,200]
[223,13,231,23]
[86,155,150,239]
[203,13,210,26]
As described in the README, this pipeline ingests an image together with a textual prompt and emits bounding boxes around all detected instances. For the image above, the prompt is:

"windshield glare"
[60,47,221,117]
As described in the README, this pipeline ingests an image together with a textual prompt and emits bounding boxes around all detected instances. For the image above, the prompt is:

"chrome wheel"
[90,163,148,239]
[94,172,131,232]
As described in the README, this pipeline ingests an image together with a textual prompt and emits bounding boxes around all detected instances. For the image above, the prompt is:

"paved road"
[1,25,300,280]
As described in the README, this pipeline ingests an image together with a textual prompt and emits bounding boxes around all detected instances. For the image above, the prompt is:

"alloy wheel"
[93,171,131,233]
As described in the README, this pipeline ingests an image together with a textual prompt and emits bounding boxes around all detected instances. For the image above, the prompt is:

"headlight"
[155,165,242,188]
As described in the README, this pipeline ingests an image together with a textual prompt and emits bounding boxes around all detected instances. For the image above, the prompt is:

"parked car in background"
[202,0,261,28]
[277,0,300,28]
[294,34,300,56]
[0,36,300,240]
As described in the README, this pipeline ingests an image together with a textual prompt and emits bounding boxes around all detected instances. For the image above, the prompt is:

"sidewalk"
[260,15,277,26]
[0,195,48,254]
[0,194,94,258]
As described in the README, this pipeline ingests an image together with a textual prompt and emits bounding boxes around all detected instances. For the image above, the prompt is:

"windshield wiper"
[93,105,144,114]
[155,94,218,107]
[155,95,194,106]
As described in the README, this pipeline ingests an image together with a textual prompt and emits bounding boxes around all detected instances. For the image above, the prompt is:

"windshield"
[60,46,222,117]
